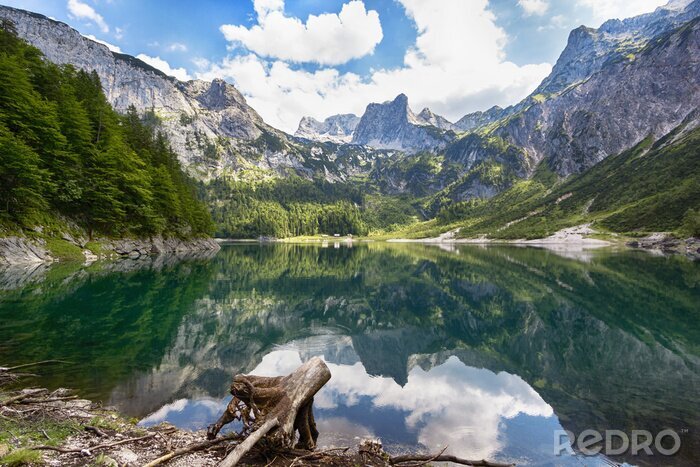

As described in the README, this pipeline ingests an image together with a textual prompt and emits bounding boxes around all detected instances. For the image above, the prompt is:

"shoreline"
[0,235,220,266]
[212,227,699,260]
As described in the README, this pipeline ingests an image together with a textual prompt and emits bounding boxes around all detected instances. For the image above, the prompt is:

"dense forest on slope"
[432,119,700,239]
[199,176,421,238]
[0,21,212,238]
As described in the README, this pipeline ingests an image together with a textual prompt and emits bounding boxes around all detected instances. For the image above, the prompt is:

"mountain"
[351,94,456,152]
[2,0,699,240]
[295,114,360,143]
[379,0,700,207]
[0,5,321,179]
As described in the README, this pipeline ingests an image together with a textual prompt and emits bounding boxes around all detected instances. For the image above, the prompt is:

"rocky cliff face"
[295,114,360,144]
[488,15,700,176]
[351,94,456,152]
[536,0,700,97]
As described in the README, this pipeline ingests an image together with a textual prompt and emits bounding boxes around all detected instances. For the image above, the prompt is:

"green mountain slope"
[0,21,212,239]
[434,116,700,239]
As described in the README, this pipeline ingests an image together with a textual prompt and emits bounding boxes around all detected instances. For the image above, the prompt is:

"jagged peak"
[418,107,435,118]
[393,93,409,104]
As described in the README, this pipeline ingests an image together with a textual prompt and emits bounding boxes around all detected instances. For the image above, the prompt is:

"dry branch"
[142,431,242,467]
[219,418,280,467]
[0,388,48,406]
[32,432,159,455]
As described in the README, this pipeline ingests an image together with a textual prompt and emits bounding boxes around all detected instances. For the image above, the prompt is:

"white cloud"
[136,54,192,81]
[577,0,669,25]
[220,0,383,66]
[114,27,124,40]
[167,42,188,52]
[83,34,122,53]
[192,57,211,70]
[67,0,109,33]
[518,0,549,16]
[200,0,551,132]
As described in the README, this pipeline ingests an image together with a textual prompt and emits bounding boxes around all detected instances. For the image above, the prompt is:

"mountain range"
[0,0,699,240]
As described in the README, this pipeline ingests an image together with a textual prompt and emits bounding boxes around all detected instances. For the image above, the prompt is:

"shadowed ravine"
[0,244,698,466]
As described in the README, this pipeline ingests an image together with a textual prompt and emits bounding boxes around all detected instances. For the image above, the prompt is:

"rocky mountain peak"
[193,78,248,111]
[417,108,455,130]
[351,94,455,152]
[295,113,360,144]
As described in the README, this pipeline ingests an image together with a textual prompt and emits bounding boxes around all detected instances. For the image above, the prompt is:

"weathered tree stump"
[208,357,331,467]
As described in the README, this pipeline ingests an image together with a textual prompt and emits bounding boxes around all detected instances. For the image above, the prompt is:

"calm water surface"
[0,243,698,466]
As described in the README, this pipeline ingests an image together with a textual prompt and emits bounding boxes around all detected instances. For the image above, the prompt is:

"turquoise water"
[1,243,698,466]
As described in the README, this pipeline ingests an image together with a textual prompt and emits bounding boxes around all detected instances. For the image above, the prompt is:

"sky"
[2,0,674,132]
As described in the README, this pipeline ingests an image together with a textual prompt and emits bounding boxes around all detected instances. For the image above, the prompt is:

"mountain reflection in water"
[0,243,698,466]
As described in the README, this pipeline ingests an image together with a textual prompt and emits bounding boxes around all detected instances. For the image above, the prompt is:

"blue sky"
[2,0,674,131]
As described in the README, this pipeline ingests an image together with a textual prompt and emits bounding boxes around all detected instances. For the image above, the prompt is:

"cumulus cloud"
[220,0,383,65]
[199,0,551,132]
[136,54,192,81]
[577,0,669,25]
[518,0,549,16]
[67,0,109,33]
[83,34,122,53]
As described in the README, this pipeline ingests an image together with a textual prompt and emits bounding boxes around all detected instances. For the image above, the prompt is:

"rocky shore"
[1,366,501,467]
[0,234,220,266]
[627,235,700,260]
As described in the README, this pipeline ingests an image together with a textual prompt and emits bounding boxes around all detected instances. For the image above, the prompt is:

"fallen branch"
[143,431,242,467]
[218,417,280,467]
[391,453,515,467]
[0,389,48,406]
[391,446,447,467]
[32,432,159,455]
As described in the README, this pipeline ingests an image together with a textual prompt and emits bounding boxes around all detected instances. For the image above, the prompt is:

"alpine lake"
[1,242,698,466]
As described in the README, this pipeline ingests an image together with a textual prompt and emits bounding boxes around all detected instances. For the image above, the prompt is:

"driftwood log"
[208,357,331,467]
